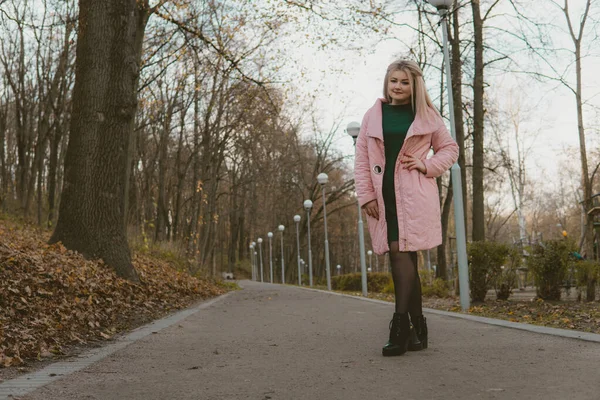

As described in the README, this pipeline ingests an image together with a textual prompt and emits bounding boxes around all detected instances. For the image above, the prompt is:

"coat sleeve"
[423,122,459,179]
[354,113,377,208]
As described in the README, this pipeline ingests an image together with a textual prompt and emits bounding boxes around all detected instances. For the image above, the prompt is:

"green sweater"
[382,103,415,217]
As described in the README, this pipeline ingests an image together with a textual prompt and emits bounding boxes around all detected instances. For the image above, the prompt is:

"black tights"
[389,242,422,316]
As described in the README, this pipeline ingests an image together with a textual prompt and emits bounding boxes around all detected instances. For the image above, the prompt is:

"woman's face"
[388,70,411,105]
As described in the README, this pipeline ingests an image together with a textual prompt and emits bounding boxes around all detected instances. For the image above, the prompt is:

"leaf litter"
[0,219,227,368]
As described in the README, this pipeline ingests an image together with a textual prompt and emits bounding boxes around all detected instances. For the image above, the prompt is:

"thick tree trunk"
[471,0,485,241]
[50,0,150,281]
[437,177,453,280]
[451,2,468,237]
[0,103,6,210]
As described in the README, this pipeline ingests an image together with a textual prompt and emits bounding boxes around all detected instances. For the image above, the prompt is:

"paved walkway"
[5,281,600,400]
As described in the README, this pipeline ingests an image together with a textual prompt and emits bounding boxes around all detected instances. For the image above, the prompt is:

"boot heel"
[382,313,410,357]
[408,325,423,351]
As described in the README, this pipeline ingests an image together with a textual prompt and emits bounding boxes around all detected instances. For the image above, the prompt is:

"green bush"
[368,272,392,292]
[574,260,600,302]
[468,241,511,302]
[382,278,395,294]
[331,272,391,293]
[378,269,450,298]
[422,278,451,298]
[494,247,521,300]
[527,239,575,300]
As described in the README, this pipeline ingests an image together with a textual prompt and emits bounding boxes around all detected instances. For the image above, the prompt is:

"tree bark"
[437,177,453,280]
[450,2,468,237]
[50,0,150,281]
[471,0,485,241]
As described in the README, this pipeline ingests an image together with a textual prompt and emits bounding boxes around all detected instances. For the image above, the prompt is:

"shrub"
[468,241,510,302]
[494,247,521,300]
[527,239,575,300]
[380,270,450,298]
[422,278,451,298]
[331,272,362,291]
[331,272,391,293]
[574,260,600,302]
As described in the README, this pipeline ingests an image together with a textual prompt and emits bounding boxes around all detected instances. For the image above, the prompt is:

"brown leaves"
[0,219,226,367]
[364,289,600,334]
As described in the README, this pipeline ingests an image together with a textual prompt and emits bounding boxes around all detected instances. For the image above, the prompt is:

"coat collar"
[366,98,443,140]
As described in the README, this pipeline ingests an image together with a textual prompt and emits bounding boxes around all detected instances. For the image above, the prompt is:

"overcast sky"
[275,0,600,194]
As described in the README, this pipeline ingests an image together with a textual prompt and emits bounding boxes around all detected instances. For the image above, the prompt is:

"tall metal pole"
[254,251,258,280]
[258,238,264,283]
[438,6,470,311]
[279,225,285,284]
[304,200,314,287]
[348,131,369,298]
[318,174,332,291]
[250,245,255,281]
[294,215,302,285]
[268,232,273,283]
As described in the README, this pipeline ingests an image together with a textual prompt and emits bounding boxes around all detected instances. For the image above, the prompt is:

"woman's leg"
[408,251,423,317]
[389,242,419,314]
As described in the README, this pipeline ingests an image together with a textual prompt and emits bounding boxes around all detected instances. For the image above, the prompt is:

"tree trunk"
[0,101,6,210]
[50,0,150,282]
[437,177,453,280]
[451,2,468,237]
[471,0,485,241]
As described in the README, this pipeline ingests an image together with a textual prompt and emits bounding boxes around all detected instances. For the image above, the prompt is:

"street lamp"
[278,225,285,284]
[336,264,341,275]
[250,243,255,281]
[426,0,470,311]
[347,122,368,297]
[304,199,314,287]
[294,215,302,285]
[367,250,373,272]
[317,172,332,291]
[251,241,256,279]
[267,232,274,283]
[257,238,264,282]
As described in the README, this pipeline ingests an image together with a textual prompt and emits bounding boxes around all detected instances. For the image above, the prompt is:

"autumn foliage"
[0,218,227,367]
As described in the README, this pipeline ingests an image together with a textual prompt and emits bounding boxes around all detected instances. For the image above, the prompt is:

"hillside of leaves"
[0,217,228,368]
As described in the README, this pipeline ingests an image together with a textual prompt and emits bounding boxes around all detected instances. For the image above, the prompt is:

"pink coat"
[354,99,459,255]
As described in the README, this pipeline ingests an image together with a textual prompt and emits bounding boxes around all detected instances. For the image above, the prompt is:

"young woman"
[354,59,458,356]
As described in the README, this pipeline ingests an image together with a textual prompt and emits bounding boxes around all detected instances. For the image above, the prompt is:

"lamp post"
[294,215,302,285]
[336,264,341,275]
[249,244,255,281]
[251,241,257,280]
[278,225,285,284]
[257,238,264,282]
[317,172,332,291]
[347,121,368,297]
[254,251,258,279]
[304,199,314,287]
[426,0,470,311]
[267,232,274,283]
[367,250,373,272]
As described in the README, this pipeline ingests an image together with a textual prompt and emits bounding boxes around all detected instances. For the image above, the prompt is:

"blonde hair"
[383,59,436,120]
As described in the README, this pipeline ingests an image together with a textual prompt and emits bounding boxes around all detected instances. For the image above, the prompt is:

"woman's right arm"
[354,114,377,209]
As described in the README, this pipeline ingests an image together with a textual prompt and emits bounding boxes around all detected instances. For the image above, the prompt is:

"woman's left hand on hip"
[401,153,427,175]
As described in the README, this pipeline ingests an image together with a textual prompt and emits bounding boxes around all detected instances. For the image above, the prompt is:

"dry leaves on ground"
[346,290,600,334]
[0,219,227,368]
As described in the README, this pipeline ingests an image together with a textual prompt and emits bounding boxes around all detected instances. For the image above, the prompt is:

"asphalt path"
[12,280,600,400]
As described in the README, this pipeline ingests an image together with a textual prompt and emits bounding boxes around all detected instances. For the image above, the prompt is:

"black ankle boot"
[410,315,428,349]
[408,320,423,351]
[382,312,410,357]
